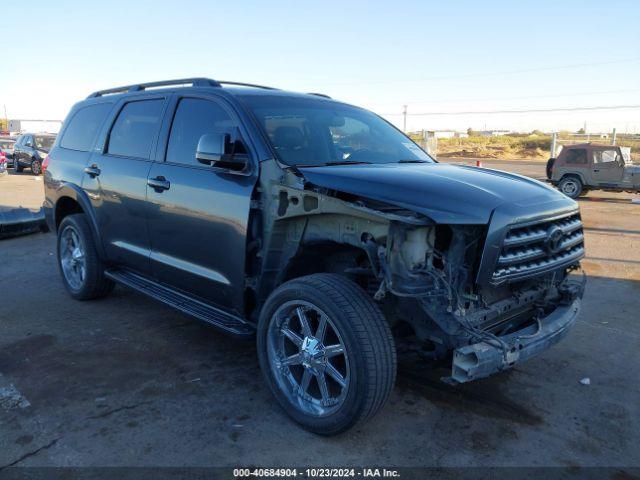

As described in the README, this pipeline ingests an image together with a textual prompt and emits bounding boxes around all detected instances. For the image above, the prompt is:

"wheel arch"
[281,241,372,283]
[559,172,586,185]
[53,184,106,259]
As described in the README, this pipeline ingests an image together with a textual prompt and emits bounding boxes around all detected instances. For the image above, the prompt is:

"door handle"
[593,169,600,173]
[84,165,101,177]
[147,176,171,192]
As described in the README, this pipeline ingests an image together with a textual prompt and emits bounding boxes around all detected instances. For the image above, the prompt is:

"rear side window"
[60,103,112,152]
[166,98,237,166]
[108,99,164,159]
[564,149,587,164]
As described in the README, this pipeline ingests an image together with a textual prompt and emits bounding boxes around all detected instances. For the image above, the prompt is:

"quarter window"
[61,103,113,152]
[108,99,164,159]
[564,149,587,164]
[166,98,238,166]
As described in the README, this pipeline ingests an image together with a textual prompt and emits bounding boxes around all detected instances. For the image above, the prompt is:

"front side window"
[239,95,433,166]
[61,103,113,152]
[593,149,620,164]
[166,98,238,166]
[108,99,164,158]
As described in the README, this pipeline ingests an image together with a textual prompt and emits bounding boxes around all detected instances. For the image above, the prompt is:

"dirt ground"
[0,162,638,472]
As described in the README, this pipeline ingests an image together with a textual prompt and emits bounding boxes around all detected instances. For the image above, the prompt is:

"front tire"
[57,214,114,300]
[558,176,583,199]
[31,158,42,175]
[257,273,396,435]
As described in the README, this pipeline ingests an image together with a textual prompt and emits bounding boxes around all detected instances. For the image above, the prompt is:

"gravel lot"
[0,162,638,471]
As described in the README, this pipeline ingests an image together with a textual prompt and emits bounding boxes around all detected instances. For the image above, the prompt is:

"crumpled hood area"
[299,162,572,224]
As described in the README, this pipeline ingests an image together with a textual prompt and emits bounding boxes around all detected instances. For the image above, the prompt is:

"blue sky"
[2,0,639,133]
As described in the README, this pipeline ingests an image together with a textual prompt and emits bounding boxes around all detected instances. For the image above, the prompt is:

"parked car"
[547,143,639,198]
[0,137,15,167]
[44,78,586,434]
[12,133,56,174]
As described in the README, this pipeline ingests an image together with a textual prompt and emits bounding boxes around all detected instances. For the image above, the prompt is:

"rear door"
[592,148,624,184]
[145,94,257,313]
[82,96,167,274]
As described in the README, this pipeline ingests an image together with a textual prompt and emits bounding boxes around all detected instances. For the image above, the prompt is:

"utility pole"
[550,132,557,158]
[402,105,407,133]
[611,127,617,145]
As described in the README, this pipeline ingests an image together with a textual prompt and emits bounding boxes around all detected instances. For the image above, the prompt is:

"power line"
[380,105,640,116]
[399,88,640,105]
[326,57,640,86]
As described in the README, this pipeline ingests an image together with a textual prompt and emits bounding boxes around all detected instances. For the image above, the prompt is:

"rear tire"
[558,176,582,199]
[257,273,396,435]
[57,214,114,300]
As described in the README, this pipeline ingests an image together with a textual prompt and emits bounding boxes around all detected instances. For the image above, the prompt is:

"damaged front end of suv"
[250,160,586,385]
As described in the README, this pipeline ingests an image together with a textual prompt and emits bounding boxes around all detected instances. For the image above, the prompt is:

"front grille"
[493,211,584,282]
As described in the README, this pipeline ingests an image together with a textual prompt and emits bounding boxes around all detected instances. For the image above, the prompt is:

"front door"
[592,148,624,184]
[145,96,257,313]
[82,97,166,274]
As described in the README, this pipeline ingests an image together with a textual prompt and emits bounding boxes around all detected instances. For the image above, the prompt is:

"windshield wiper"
[320,160,373,166]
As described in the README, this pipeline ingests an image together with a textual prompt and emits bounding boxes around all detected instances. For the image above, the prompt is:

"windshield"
[35,135,55,152]
[620,147,632,164]
[239,95,434,166]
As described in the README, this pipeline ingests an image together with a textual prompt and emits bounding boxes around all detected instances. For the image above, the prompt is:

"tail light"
[42,154,50,172]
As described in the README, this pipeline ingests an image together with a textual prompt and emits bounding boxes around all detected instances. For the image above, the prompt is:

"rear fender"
[53,183,106,259]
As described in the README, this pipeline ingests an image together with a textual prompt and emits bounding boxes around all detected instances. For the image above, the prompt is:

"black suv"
[44,78,585,434]
[13,132,56,174]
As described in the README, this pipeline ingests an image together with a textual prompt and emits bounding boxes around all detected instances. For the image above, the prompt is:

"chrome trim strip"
[150,251,231,285]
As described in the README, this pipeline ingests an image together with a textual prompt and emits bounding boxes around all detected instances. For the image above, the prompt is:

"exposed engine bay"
[247,161,586,384]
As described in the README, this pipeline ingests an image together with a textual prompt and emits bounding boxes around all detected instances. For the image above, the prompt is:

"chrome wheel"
[561,179,578,196]
[267,300,349,417]
[59,225,86,290]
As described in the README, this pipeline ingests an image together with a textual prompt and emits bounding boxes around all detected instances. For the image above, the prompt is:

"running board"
[104,269,255,337]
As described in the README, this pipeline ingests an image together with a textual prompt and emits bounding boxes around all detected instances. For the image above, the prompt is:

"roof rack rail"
[308,92,331,99]
[217,81,279,90]
[87,78,281,98]
[87,78,221,98]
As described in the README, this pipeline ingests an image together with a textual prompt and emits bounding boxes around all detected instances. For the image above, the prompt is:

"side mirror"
[196,132,248,172]
[196,133,226,164]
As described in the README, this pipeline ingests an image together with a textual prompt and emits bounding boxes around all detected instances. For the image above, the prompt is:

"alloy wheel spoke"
[282,328,303,347]
[300,369,312,394]
[281,352,303,367]
[316,372,330,404]
[315,315,327,342]
[325,362,347,388]
[296,307,313,337]
[324,344,344,358]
